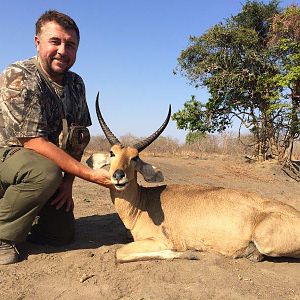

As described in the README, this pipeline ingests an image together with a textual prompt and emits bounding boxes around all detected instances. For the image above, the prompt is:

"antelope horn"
[95,92,122,146]
[133,105,171,152]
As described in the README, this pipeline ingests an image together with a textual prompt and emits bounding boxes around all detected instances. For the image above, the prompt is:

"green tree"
[173,1,286,161]
[268,5,300,163]
[185,130,206,145]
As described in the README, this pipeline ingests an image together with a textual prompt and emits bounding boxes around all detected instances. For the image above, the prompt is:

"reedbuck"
[87,94,300,263]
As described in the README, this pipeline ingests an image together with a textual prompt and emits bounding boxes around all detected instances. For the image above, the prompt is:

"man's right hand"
[92,168,112,188]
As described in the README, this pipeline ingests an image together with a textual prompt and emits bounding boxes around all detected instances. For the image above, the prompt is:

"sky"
[1,0,298,143]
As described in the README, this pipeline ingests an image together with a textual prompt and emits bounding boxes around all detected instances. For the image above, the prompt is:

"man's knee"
[32,158,62,191]
[17,149,62,194]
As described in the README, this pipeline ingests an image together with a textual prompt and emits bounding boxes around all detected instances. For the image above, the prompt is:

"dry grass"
[85,132,255,159]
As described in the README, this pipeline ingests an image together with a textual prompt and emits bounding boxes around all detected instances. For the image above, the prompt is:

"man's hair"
[35,10,80,42]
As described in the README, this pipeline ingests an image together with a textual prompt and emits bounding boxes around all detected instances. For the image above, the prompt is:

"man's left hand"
[51,178,74,212]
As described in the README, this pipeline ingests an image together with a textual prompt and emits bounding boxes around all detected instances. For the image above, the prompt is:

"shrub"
[85,132,256,158]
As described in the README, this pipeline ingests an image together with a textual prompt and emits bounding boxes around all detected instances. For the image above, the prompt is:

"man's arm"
[20,136,111,187]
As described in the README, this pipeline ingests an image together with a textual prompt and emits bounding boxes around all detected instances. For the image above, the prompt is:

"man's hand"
[51,177,74,212]
[93,168,112,188]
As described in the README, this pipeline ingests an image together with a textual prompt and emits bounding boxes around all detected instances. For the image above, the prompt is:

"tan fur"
[88,145,300,263]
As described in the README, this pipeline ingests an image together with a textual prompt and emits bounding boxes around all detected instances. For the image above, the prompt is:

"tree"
[173,1,299,161]
[268,5,300,163]
[185,130,206,145]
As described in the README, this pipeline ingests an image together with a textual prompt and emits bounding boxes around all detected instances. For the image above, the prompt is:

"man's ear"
[86,153,111,170]
[34,35,40,49]
[134,157,164,182]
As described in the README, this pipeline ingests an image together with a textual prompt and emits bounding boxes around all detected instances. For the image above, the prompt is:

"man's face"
[35,21,79,84]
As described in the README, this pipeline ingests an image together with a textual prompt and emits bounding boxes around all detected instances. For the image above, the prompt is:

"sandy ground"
[0,154,299,300]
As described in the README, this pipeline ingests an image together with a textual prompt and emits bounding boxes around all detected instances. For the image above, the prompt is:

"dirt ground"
[0,154,299,300]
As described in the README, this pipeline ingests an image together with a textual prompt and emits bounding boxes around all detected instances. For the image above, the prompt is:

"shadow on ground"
[20,213,133,258]
[264,256,300,264]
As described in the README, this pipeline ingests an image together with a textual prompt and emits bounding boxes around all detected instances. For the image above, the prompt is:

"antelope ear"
[86,153,111,170]
[135,157,164,182]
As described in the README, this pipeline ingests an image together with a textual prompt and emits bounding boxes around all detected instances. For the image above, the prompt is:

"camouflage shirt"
[0,57,92,147]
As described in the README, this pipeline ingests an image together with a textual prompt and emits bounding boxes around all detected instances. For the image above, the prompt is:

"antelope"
[87,94,300,263]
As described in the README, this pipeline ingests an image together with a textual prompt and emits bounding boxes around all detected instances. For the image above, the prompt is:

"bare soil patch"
[1,155,299,300]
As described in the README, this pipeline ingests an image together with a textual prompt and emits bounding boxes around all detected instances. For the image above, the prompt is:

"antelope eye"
[110,151,115,157]
[131,156,139,162]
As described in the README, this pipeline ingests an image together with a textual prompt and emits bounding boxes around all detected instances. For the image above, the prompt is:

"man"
[0,10,111,265]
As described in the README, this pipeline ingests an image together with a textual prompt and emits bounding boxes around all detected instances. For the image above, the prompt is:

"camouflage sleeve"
[0,64,48,140]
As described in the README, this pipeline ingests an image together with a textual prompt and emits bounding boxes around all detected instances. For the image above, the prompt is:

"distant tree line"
[173,0,300,163]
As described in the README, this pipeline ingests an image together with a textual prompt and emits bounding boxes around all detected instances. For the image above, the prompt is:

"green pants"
[0,147,75,245]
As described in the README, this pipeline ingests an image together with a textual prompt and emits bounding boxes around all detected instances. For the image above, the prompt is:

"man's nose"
[57,44,67,55]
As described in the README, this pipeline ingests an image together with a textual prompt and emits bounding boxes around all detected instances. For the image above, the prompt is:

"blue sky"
[1,0,297,143]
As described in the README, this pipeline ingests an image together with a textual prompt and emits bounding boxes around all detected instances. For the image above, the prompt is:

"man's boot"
[0,240,19,265]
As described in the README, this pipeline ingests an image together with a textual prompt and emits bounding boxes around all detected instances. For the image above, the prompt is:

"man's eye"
[110,151,115,157]
[66,43,75,50]
[50,40,60,45]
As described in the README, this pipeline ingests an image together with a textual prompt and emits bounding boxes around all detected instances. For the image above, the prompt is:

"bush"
[85,135,110,153]
[85,132,256,158]
[145,136,180,155]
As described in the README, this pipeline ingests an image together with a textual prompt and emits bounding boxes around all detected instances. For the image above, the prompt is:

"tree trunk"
[282,82,300,163]
[281,82,300,181]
